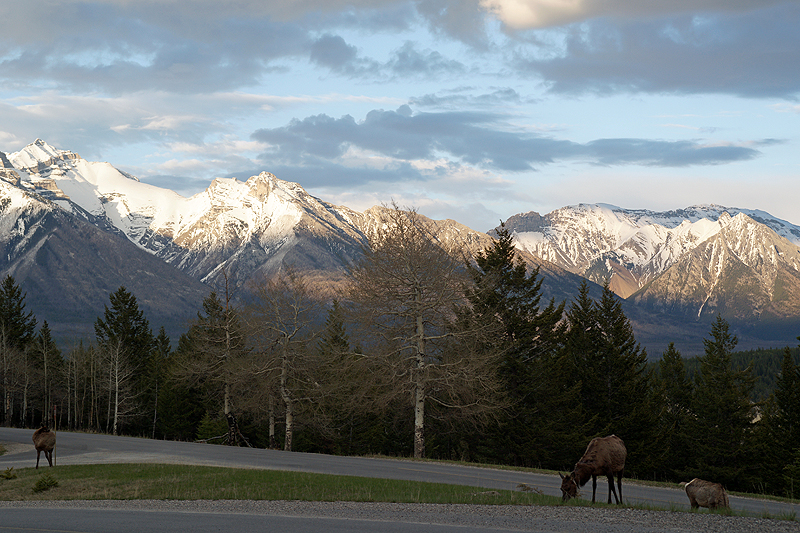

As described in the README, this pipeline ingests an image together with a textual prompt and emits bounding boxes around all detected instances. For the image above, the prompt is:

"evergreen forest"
[2,206,800,499]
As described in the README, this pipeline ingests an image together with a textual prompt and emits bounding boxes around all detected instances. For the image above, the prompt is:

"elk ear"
[559,472,565,480]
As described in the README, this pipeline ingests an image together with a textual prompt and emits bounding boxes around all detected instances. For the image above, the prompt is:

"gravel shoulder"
[0,500,797,533]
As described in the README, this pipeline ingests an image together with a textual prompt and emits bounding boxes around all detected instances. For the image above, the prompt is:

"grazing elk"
[32,426,56,469]
[560,435,626,504]
[681,478,730,509]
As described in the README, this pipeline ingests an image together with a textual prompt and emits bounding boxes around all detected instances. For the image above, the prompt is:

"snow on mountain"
[4,139,800,352]
[1,140,492,294]
[505,203,800,298]
[632,212,800,320]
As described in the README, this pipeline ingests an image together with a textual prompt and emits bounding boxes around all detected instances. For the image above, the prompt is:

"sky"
[1,0,798,232]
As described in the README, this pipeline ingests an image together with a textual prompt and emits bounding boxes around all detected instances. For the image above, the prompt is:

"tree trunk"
[413,305,426,459]
[414,380,425,458]
[280,343,293,451]
[268,394,276,449]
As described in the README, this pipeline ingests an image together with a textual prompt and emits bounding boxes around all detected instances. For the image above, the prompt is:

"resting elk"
[32,426,56,469]
[560,435,626,504]
[681,478,730,509]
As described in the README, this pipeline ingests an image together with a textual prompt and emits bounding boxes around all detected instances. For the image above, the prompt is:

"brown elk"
[681,478,729,509]
[560,435,626,504]
[32,426,56,469]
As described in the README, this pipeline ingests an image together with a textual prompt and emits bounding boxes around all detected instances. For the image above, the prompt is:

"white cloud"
[480,0,789,30]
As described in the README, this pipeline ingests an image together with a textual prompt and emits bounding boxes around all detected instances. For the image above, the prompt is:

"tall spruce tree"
[94,286,155,434]
[0,275,37,426]
[464,223,580,467]
[149,326,171,439]
[652,343,693,480]
[562,282,654,474]
[758,341,800,496]
[691,315,757,490]
[34,321,63,427]
[173,290,249,445]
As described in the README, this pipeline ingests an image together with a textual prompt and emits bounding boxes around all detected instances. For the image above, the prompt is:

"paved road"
[2,427,799,532]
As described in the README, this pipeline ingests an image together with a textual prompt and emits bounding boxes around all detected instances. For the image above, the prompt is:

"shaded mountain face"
[0,178,208,342]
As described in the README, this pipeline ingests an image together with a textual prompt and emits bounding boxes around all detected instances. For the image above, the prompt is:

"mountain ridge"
[2,139,799,355]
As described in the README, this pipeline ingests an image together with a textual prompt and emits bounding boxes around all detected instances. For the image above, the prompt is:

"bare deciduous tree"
[173,285,250,445]
[246,267,324,452]
[347,205,503,458]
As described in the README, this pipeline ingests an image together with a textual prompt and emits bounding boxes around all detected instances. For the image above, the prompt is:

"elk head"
[559,472,579,501]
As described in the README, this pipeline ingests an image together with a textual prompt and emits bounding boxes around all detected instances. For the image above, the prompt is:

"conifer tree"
[691,315,757,489]
[652,342,693,479]
[94,286,155,434]
[758,341,800,495]
[0,275,37,426]
[592,284,654,472]
[149,326,171,438]
[35,321,63,427]
[464,223,578,467]
[561,282,654,473]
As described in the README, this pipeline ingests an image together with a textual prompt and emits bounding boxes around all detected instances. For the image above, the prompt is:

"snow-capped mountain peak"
[504,203,800,298]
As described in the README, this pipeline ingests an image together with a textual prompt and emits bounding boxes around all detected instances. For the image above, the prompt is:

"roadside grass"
[0,463,563,505]
[0,463,795,521]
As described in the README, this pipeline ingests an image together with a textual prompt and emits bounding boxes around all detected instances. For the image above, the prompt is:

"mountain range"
[2,139,799,355]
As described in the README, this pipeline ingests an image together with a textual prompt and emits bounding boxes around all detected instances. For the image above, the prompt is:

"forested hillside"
[682,347,800,401]
[2,207,800,499]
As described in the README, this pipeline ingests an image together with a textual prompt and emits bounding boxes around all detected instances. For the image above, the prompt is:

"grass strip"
[0,463,563,505]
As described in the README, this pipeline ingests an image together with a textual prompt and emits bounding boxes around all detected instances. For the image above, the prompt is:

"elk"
[32,426,56,469]
[560,435,626,504]
[681,478,730,509]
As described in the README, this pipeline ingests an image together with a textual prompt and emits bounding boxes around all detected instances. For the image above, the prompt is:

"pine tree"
[691,315,757,489]
[0,275,37,426]
[593,283,654,473]
[463,223,579,467]
[561,282,654,474]
[757,341,800,496]
[149,326,171,438]
[652,343,693,479]
[34,321,63,427]
[94,286,155,434]
[317,300,350,358]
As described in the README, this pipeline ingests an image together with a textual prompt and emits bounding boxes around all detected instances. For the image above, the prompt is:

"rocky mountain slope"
[505,203,800,296]
[0,177,208,340]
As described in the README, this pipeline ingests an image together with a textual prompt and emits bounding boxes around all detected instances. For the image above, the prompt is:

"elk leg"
[46,449,53,467]
[36,450,41,469]
[616,471,623,504]
[607,474,618,504]
[591,475,597,503]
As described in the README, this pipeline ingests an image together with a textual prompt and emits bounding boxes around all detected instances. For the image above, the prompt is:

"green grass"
[0,463,563,504]
[1,463,796,521]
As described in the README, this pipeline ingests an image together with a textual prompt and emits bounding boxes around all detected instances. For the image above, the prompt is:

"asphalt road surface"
[2,427,799,532]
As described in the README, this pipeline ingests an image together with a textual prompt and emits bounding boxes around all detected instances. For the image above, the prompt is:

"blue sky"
[1,0,798,232]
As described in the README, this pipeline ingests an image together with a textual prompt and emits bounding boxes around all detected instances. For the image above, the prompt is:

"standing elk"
[560,435,626,504]
[32,426,56,469]
[681,478,730,509]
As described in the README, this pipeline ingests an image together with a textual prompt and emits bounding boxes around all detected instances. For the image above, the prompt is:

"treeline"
[682,347,800,401]
[1,206,800,498]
